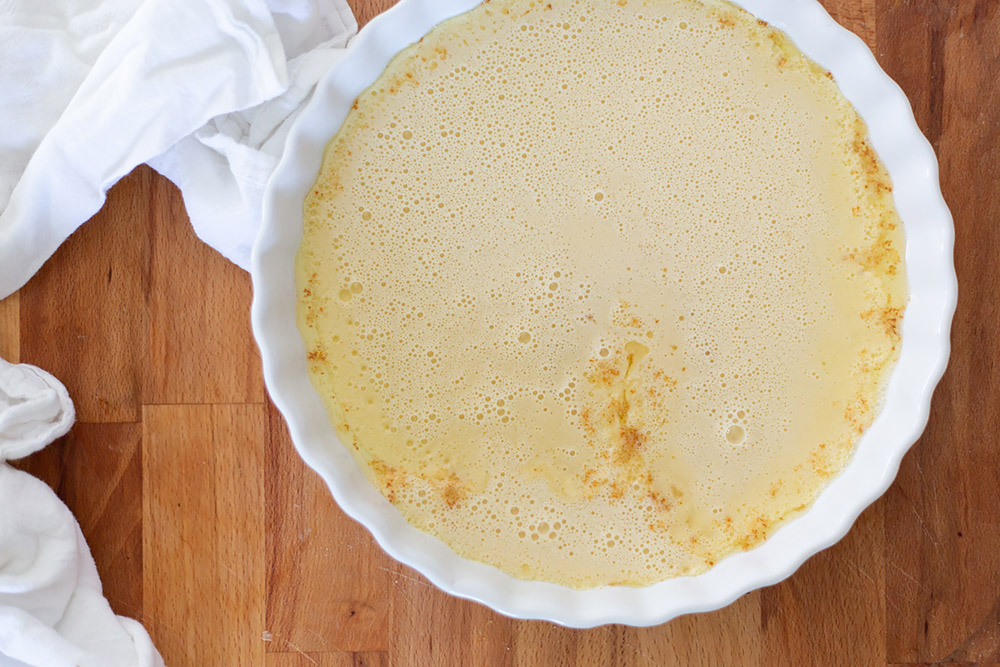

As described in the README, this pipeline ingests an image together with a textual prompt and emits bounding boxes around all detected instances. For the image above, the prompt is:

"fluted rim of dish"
[251,0,956,627]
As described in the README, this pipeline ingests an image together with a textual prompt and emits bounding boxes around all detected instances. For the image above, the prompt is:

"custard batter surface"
[297,0,906,587]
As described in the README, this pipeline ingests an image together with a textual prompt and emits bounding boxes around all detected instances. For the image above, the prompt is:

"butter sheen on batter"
[297,0,906,587]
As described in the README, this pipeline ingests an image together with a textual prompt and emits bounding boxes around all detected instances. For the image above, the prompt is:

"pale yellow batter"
[297,0,906,587]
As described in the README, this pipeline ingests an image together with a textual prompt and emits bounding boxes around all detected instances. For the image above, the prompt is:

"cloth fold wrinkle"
[0,462,161,667]
[0,0,345,299]
[148,9,356,270]
[0,359,74,462]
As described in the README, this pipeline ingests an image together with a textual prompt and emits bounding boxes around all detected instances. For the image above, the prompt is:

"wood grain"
[17,167,151,422]
[142,404,267,665]
[14,423,144,621]
[878,0,1000,664]
[1,0,996,665]
[265,652,388,667]
[0,291,18,362]
[145,176,264,406]
[622,593,761,665]
[390,565,514,667]
[266,403,391,654]
[761,501,885,665]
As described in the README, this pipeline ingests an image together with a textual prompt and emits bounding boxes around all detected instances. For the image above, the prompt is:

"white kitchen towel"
[0,467,162,667]
[0,0,358,299]
[0,359,160,667]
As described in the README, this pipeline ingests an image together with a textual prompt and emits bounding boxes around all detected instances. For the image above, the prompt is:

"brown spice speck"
[434,471,468,508]
[862,306,903,339]
[579,407,596,437]
[590,360,621,387]
[616,426,646,464]
[371,459,405,503]
[650,491,672,512]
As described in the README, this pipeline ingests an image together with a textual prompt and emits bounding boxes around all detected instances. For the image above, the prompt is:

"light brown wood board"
[4,0,998,664]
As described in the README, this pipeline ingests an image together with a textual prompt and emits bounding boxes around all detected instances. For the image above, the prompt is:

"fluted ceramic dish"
[251,0,957,627]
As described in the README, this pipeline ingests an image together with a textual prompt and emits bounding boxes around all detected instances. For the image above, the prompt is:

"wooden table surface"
[2,0,997,665]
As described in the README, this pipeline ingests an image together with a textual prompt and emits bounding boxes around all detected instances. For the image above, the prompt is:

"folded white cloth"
[0,466,162,667]
[148,0,357,269]
[0,0,357,298]
[0,359,160,667]
[0,0,359,663]
[0,360,74,461]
